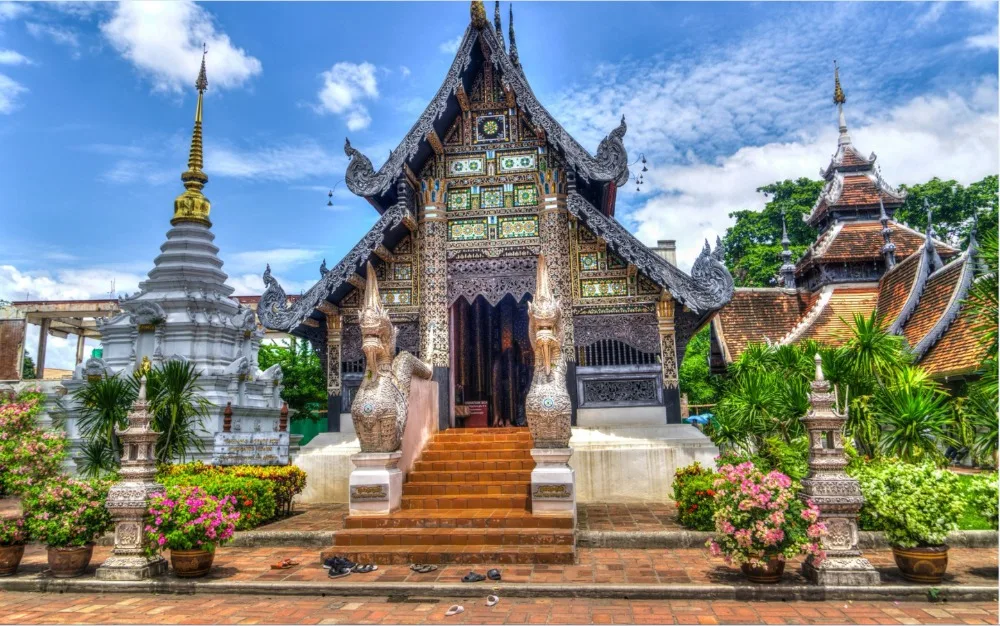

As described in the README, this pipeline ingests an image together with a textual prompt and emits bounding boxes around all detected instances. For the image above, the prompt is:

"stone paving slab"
[0,591,997,624]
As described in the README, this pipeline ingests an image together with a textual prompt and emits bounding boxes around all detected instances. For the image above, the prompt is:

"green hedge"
[159,470,276,531]
[671,462,718,531]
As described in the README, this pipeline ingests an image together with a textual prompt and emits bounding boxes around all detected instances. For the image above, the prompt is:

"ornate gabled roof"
[343,12,629,211]
[795,219,957,272]
[901,245,978,359]
[711,288,815,363]
[779,285,880,346]
[566,192,733,315]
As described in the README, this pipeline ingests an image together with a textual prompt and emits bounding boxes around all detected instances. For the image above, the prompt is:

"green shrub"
[159,472,276,531]
[852,460,964,547]
[672,462,719,531]
[715,436,809,482]
[22,478,113,547]
[160,462,306,515]
[965,473,998,529]
[0,389,68,496]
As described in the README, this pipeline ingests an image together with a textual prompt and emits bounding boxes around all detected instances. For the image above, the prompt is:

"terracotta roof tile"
[817,221,956,263]
[901,260,964,350]
[714,289,813,361]
[796,286,880,345]
[876,251,922,326]
[839,146,870,168]
[918,302,990,377]
[812,175,905,224]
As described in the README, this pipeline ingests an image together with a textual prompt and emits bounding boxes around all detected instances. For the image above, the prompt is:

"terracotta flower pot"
[741,557,786,584]
[0,544,25,577]
[892,545,949,584]
[47,543,94,578]
[170,549,215,578]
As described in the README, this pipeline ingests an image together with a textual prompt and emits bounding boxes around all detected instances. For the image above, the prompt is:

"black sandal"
[352,564,377,573]
[462,571,486,583]
[487,568,501,581]
[328,566,351,579]
[410,564,438,573]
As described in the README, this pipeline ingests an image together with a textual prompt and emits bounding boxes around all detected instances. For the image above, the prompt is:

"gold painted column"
[419,178,451,429]
[322,304,343,431]
[657,293,682,424]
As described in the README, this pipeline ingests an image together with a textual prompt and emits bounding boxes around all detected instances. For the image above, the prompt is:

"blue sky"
[0,1,997,368]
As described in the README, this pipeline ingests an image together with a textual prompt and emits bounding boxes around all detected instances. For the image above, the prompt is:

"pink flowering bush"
[706,462,827,568]
[21,478,113,547]
[0,389,68,496]
[0,517,27,546]
[144,486,239,553]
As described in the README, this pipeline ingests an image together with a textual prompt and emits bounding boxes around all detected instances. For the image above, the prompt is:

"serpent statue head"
[358,262,396,378]
[528,254,562,376]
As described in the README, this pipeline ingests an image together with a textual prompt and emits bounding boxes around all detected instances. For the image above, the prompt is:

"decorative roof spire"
[172,44,211,227]
[494,0,505,50]
[833,61,851,147]
[923,199,944,271]
[508,3,521,72]
[779,211,797,289]
[879,198,896,269]
[470,0,488,29]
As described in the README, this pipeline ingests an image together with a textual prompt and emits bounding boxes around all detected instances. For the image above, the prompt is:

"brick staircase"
[323,427,575,565]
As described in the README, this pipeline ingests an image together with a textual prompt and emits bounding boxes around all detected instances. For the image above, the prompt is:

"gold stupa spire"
[833,60,845,104]
[172,45,212,227]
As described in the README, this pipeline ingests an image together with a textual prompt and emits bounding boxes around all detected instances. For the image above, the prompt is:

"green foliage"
[161,462,307,514]
[145,485,239,553]
[21,355,35,380]
[896,175,999,246]
[258,340,326,415]
[71,375,132,472]
[851,461,964,547]
[716,436,809,482]
[873,368,954,463]
[963,473,998,529]
[671,462,719,531]
[0,389,68,496]
[0,516,27,546]
[678,327,724,405]
[158,469,277,531]
[722,178,823,287]
[22,478,113,547]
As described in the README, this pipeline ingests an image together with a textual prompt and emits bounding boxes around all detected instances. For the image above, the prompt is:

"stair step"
[344,509,573,529]
[435,427,525,435]
[401,494,529,510]
[419,449,532,463]
[402,481,531,497]
[406,470,533,483]
[412,459,534,473]
[322,544,575,565]
[424,441,533,452]
[333,527,574,547]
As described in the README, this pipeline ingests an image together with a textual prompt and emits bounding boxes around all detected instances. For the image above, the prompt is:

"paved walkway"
[0,592,995,624]
[260,503,684,533]
[11,544,997,587]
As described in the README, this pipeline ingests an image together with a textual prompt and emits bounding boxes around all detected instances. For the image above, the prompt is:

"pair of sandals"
[410,564,438,574]
[445,596,500,616]
[269,558,300,570]
[462,568,501,583]
[324,556,377,579]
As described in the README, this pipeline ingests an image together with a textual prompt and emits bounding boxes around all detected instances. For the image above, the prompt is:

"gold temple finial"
[833,60,846,105]
[172,44,212,227]
[470,1,488,29]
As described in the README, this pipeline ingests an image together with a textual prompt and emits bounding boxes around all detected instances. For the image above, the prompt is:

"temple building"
[259,2,734,435]
[710,65,989,382]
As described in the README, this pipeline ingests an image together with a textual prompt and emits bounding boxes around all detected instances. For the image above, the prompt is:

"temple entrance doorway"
[450,294,533,428]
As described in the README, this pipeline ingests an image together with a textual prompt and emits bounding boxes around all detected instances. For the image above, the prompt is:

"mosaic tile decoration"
[393,263,412,281]
[581,278,628,298]
[448,218,489,241]
[447,188,471,211]
[475,114,507,143]
[381,289,412,306]
[579,252,600,271]
[608,252,627,270]
[497,215,539,239]
[447,156,486,178]
[514,183,538,207]
[499,151,537,173]
[481,186,504,209]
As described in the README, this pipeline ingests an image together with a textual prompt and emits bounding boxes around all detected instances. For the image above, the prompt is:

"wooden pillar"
[323,307,343,432]
[657,294,681,424]
[75,333,86,365]
[420,179,450,430]
[35,318,50,380]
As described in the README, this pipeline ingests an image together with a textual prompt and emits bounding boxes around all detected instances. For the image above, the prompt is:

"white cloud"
[226,248,321,275]
[0,264,144,302]
[439,34,462,54]
[100,1,261,94]
[0,73,27,114]
[208,139,347,181]
[966,27,998,50]
[0,49,30,65]
[0,1,29,21]
[25,22,80,48]
[101,160,175,185]
[914,2,947,27]
[399,65,411,78]
[315,61,379,131]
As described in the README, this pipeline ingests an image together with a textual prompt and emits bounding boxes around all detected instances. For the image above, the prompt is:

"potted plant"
[707,462,827,583]
[0,516,27,576]
[857,461,965,583]
[145,485,239,578]
[22,479,112,578]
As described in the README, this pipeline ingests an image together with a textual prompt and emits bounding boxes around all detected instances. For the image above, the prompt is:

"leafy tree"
[722,178,822,287]
[896,176,999,246]
[21,354,35,380]
[963,228,999,467]
[678,327,724,405]
[257,339,326,416]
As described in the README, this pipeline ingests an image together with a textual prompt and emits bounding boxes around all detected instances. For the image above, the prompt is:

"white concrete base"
[569,424,718,503]
[291,432,360,504]
[576,406,667,428]
[530,448,576,521]
[348,451,403,516]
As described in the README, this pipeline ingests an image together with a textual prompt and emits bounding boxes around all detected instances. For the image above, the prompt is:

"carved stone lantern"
[95,377,168,580]
[799,354,879,586]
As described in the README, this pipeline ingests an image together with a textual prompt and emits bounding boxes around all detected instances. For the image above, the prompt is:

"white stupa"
[63,52,284,462]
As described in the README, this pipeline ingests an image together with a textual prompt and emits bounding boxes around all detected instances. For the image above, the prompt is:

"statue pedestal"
[802,554,880,586]
[530,448,576,521]
[96,554,168,581]
[348,451,403,516]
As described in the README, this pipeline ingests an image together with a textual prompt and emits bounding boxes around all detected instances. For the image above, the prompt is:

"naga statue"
[351,262,433,453]
[524,254,572,448]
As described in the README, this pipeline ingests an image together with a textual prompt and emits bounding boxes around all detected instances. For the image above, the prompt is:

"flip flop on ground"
[462,571,486,583]
[445,605,465,616]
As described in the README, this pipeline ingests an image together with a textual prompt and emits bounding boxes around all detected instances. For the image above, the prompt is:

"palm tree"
[71,375,134,475]
[963,381,999,467]
[840,311,910,384]
[142,360,211,464]
[873,371,954,463]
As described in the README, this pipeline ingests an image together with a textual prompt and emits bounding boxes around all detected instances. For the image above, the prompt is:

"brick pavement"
[10,544,997,587]
[259,502,683,533]
[0,592,996,624]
